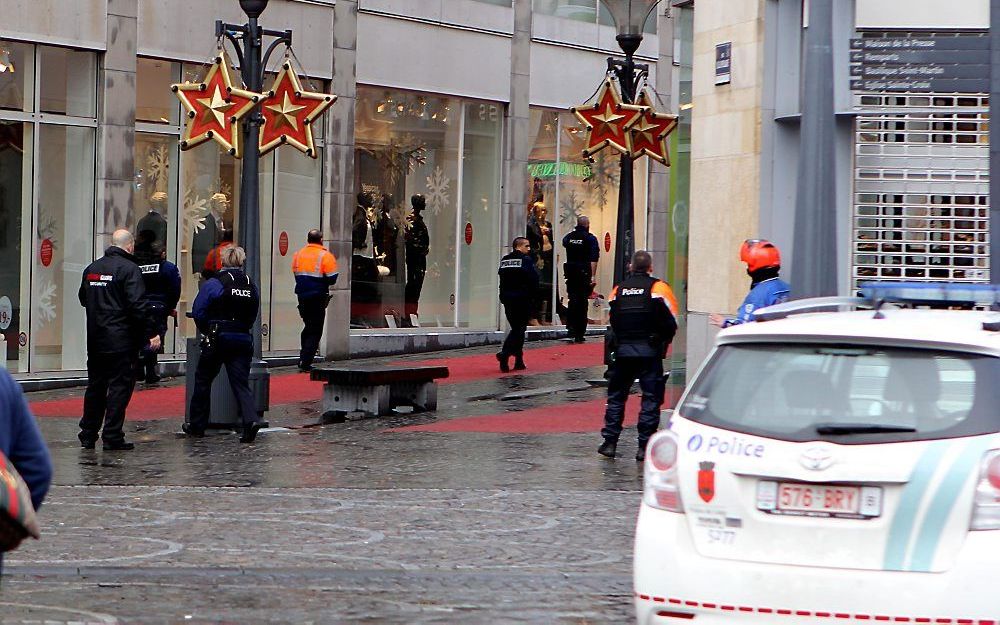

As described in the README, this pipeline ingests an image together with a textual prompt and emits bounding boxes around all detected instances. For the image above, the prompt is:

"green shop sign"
[527,162,592,179]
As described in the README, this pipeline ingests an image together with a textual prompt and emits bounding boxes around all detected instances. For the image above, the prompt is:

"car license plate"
[757,481,882,518]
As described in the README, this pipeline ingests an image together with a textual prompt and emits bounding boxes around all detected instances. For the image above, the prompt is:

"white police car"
[635,283,1000,624]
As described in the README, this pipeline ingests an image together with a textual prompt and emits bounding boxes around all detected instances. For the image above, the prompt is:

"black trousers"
[80,351,137,444]
[188,338,257,431]
[501,300,531,358]
[297,296,328,368]
[601,357,665,448]
[566,287,590,339]
[404,258,426,320]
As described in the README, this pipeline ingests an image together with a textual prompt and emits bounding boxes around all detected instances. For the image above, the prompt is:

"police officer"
[497,237,539,373]
[291,229,339,372]
[78,229,160,451]
[710,239,790,328]
[562,215,600,342]
[184,245,263,443]
[136,241,181,384]
[599,250,679,462]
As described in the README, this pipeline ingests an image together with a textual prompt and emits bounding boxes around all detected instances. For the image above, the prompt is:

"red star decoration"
[172,52,261,158]
[623,89,678,166]
[259,62,337,158]
[571,78,641,159]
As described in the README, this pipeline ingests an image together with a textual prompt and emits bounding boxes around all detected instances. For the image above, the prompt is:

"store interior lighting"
[0,49,14,74]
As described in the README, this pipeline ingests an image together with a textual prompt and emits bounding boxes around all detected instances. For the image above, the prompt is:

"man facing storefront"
[562,215,600,342]
[291,229,339,372]
[78,229,160,451]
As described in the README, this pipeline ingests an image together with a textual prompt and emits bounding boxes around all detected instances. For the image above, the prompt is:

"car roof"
[717,308,1000,356]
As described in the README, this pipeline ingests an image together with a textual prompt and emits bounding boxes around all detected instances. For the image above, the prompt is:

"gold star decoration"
[571,78,641,158]
[171,51,263,158]
[258,61,337,157]
[621,89,679,166]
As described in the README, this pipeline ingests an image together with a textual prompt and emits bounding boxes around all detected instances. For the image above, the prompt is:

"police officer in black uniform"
[78,229,160,451]
[599,250,678,461]
[136,241,181,384]
[184,245,264,443]
[497,237,539,373]
[562,215,600,342]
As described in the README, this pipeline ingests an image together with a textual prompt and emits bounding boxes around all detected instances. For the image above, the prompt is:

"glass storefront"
[0,51,325,375]
[0,43,97,373]
[353,86,503,329]
[526,108,648,327]
[134,57,324,357]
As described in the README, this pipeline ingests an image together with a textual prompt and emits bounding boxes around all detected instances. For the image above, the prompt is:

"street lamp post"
[216,0,292,418]
[604,0,659,284]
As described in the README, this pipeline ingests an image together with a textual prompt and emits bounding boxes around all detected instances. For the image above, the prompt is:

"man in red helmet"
[710,239,790,328]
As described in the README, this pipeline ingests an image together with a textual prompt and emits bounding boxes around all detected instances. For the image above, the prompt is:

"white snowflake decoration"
[182,188,210,236]
[36,280,57,325]
[146,144,170,192]
[425,166,451,216]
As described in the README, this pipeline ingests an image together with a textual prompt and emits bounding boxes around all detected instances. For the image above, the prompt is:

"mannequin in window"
[374,193,400,278]
[526,201,554,324]
[351,191,379,326]
[404,194,430,325]
[137,192,168,246]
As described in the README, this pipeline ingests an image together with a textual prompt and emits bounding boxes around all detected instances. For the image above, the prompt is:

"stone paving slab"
[4,486,638,624]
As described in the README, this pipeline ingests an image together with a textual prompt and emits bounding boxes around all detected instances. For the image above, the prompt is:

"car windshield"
[679,343,1000,443]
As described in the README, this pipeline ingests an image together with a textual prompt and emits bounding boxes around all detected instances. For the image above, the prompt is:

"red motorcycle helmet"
[740,239,781,272]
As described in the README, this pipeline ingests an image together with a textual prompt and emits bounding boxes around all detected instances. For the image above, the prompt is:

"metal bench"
[310,365,449,421]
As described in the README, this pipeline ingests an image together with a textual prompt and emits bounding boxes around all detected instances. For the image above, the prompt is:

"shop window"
[525,108,648,328]
[0,42,33,112]
[33,125,95,372]
[178,146,241,342]
[354,87,465,329]
[261,149,323,351]
[458,102,503,328]
[137,58,180,125]
[39,46,96,117]
[0,122,31,372]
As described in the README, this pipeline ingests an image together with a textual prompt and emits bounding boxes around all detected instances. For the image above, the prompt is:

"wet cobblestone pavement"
[2,340,679,624]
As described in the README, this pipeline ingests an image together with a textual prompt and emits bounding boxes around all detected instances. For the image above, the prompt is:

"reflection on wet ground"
[7,340,683,623]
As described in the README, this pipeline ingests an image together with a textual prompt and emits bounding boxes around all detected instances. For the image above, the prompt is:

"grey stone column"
[322,0,357,361]
[791,0,838,297]
[648,8,674,282]
[97,0,138,249]
[501,0,532,281]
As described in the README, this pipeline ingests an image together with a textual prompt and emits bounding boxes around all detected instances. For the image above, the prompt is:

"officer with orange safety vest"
[599,250,678,462]
[710,239,790,328]
[291,230,339,372]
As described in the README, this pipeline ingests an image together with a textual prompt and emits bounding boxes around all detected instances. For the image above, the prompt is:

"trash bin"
[184,334,240,428]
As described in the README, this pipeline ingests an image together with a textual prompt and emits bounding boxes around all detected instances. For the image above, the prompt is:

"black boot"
[496,351,510,373]
[240,422,263,444]
[598,439,617,458]
[635,447,646,462]
[513,355,526,371]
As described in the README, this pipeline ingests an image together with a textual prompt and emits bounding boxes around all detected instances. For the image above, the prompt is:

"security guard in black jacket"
[184,245,264,443]
[599,250,679,462]
[562,215,600,342]
[78,229,160,451]
[497,237,539,372]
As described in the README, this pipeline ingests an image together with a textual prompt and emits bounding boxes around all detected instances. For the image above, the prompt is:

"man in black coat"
[78,229,160,451]
[497,237,539,372]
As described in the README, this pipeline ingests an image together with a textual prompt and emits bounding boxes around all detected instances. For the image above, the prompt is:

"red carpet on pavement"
[385,387,683,435]
[28,342,604,419]
[395,341,603,384]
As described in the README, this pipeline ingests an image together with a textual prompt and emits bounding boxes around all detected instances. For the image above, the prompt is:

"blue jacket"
[192,268,260,336]
[724,277,791,327]
[0,371,52,510]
